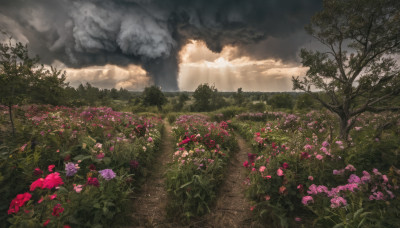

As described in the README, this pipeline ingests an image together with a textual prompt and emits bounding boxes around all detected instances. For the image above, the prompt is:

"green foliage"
[142,86,167,111]
[268,94,294,110]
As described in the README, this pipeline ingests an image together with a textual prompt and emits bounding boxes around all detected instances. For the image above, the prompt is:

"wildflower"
[297,184,304,193]
[304,144,312,150]
[295,217,302,222]
[42,172,64,189]
[302,196,313,205]
[130,160,139,169]
[49,194,57,200]
[94,143,102,149]
[369,191,385,200]
[322,141,329,147]
[307,184,318,195]
[96,152,105,160]
[382,175,388,183]
[282,162,289,169]
[347,174,361,184]
[48,164,55,172]
[73,184,83,193]
[308,176,314,181]
[265,195,271,200]
[279,186,287,195]
[52,204,64,217]
[333,169,345,175]
[8,192,32,214]
[147,137,153,142]
[30,178,44,191]
[317,185,328,193]
[330,196,347,208]
[315,154,323,160]
[345,164,356,172]
[99,169,116,181]
[259,166,266,172]
[38,197,44,203]
[301,152,310,159]
[33,168,43,176]
[87,177,100,187]
[65,162,78,177]
[109,146,114,152]
[243,161,249,168]
[277,168,284,176]
[43,220,50,226]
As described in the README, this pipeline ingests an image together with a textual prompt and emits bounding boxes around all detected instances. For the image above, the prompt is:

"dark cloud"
[0,0,321,91]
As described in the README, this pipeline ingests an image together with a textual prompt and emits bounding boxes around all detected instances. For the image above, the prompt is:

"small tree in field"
[292,0,400,140]
[142,85,167,111]
[0,38,66,135]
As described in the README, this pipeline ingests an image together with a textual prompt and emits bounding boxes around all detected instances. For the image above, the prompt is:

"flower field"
[0,105,163,227]
[165,114,238,221]
[232,111,400,227]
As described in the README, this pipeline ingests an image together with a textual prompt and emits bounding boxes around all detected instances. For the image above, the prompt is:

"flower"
[248,153,257,163]
[315,154,323,160]
[348,174,361,184]
[73,184,83,193]
[322,141,329,147]
[345,164,356,172]
[43,220,50,226]
[87,177,99,187]
[48,164,55,172]
[308,176,314,181]
[277,168,284,176]
[96,152,105,160]
[65,162,78,177]
[8,192,32,214]
[243,161,249,168]
[295,217,302,222]
[279,186,287,194]
[99,169,116,180]
[307,184,318,195]
[43,172,64,189]
[89,164,96,171]
[330,196,347,208]
[147,137,153,142]
[30,178,44,191]
[259,166,266,172]
[302,196,313,205]
[33,168,43,176]
[49,194,57,200]
[52,204,64,217]
[282,162,289,169]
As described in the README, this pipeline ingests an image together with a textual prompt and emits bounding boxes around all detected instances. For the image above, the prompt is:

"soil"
[130,122,259,227]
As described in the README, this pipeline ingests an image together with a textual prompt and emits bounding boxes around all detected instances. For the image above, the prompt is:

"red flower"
[282,162,289,169]
[43,172,64,189]
[52,204,64,217]
[48,164,55,172]
[87,177,99,187]
[8,192,32,214]
[89,164,96,171]
[30,178,44,191]
[33,168,43,176]
[43,219,50,226]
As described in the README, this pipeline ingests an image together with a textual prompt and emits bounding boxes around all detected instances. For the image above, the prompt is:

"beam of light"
[178,40,308,92]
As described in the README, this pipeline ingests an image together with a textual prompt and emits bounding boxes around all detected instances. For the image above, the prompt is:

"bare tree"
[293,0,400,140]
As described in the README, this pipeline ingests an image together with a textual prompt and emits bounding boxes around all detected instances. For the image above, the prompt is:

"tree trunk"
[339,115,350,141]
[8,104,15,137]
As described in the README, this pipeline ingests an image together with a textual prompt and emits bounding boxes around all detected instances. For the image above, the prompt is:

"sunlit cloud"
[56,62,151,91]
[178,40,308,92]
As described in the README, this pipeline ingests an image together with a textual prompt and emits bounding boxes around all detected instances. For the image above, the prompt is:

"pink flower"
[48,164,55,172]
[279,186,287,194]
[302,196,313,205]
[369,191,385,200]
[43,172,64,189]
[259,166,266,172]
[282,162,289,169]
[43,220,50,226]
[348,174,361,184]
[307,184,318,195]
[33,168,43,176]
[49,194,57,200]
[304,144,312,150]
[96,152,105,160]
[382,175,388,183]
[322,141,329,147]
[345,164,356,172]
[277,168,284,176]
[317,185,328,193]
[308,176,314,181]
[373,168,381,175]
[38,197,44,204]
[52,204,64,217]
[30,178,44,191]
[333,169,344,175]
[315,154,323,160]
[147,137,153,142]
[73,184,83,193]
[295,217,302,222]
[330,196,347,208]
[243,161,249,168]
[109,146,114,152]
[265,195,270,201]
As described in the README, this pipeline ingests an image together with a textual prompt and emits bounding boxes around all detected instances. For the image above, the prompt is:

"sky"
[0,0,322,92]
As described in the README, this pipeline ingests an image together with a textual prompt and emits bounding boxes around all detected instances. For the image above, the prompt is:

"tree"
[292,0,400,140]
[268,93,294,110]
[142,85,167,111]
[296,93,316,110]
[0,38,66,135]
[233,88,245,106]
[192,84,214,112]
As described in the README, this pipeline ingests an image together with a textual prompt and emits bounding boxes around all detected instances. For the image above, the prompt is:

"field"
[1,104,399,227]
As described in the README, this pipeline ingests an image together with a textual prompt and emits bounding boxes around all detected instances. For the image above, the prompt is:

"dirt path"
[193,134,256,228]
[131,119,175,227]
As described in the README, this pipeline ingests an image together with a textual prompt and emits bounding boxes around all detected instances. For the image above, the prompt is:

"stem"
[8,104,15,137]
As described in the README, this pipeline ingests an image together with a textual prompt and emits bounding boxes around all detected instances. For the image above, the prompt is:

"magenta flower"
[347,174,361,184]
[330,196,347,208]
[302,196,314,205]
[307,184,318,195]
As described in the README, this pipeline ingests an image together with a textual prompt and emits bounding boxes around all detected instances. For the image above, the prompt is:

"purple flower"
[361,171,371,183]
[65,162,78,177]
[99,169,116,180]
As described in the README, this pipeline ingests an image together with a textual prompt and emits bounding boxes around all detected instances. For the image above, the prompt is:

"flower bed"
[165,114,238,221]
[232,111,400,227]
[1,105,163,227]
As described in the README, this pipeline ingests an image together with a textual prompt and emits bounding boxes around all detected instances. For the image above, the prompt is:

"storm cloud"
[0,0,321,91]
